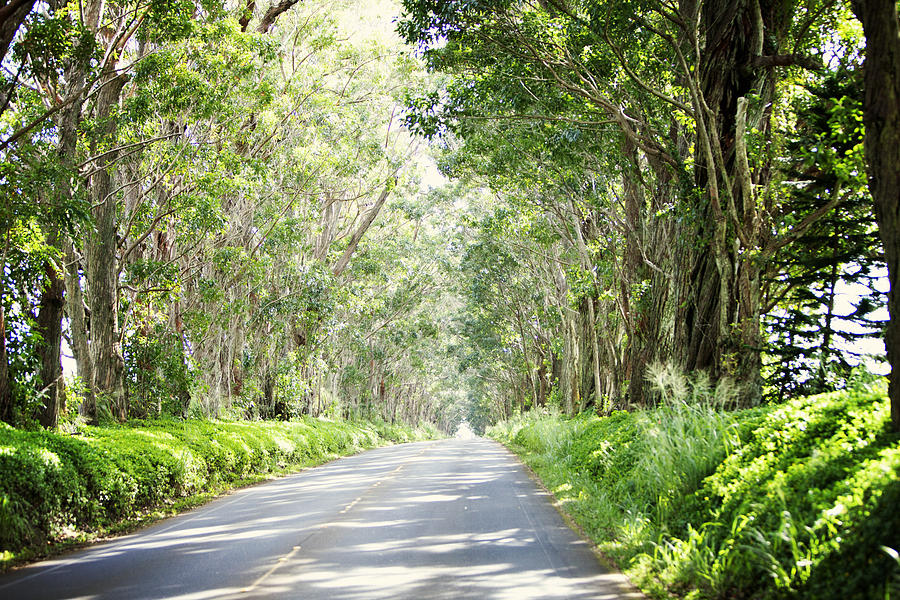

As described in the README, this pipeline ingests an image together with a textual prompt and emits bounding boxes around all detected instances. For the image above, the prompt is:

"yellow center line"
[241,445,432,593]
[241,545,302,593]
[336,448,425,515]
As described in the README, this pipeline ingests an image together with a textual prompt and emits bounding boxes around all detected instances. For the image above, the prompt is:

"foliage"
[124,321,193,418]
[763,64,886,399]
[0,416,436,567]
[0,0,461,431]
[398,0,884,412]
[488,380,899,600]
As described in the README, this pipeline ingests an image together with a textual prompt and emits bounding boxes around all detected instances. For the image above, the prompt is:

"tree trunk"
[332,178,395,277]
[676,0,787,404]
[261,364,276,418]
[0,288,10,424]
[621,139,655,406]
[851,0,900,432]
[64,240,96,420]
[177,338,192,418]
[85,73,127,421]
[34,231,66,428]
[680,0,758,384]
[52,0,100,421]
[568,205,603,411]
[585,296,604,411]
[0,0,35,65]
[814,260,840,392]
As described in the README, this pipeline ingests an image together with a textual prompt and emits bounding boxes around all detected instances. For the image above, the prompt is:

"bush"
[488,383,900,600]
[0,417,434,567]
[682,388,899,599]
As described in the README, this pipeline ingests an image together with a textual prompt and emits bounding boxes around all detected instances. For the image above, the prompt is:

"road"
[0,438,643,599]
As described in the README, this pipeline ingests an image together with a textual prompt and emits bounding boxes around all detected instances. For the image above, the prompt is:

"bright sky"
[833,266,889,374]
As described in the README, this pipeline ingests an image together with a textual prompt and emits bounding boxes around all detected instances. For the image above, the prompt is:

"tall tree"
[400,0,850,408]
[851,0,900,431]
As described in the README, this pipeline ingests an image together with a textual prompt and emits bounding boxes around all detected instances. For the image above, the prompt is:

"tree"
[399,0,854,408]
[851,0,900,431]
[0,0,458,429]
[763,66,884,399]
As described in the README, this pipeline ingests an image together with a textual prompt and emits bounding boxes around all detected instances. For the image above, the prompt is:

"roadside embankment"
[488,384,899,599]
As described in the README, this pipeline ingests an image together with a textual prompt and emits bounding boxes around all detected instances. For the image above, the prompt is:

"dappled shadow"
[0,439,641,599]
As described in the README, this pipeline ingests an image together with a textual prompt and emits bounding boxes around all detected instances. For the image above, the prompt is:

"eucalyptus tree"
[117,17,286,418]
[146,0,457,423]
[451,181,608,417]
[458,210,544,416]
[0,0,206,424]
[69,2,297,422]
[400,0,863,407]
[411,67,678,410]
[316,169,462,425]
[0,0,453,428]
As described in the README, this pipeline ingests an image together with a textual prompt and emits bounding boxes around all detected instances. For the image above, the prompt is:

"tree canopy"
[0,0,892,432]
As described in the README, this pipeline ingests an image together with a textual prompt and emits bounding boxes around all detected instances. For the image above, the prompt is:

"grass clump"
[488,373,899,600]
[0,417,436,568]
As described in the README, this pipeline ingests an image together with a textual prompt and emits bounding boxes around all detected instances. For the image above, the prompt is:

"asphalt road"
[0,438,643,599]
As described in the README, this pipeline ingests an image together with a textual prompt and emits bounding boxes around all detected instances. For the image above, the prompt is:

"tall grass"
[637,363,743,521]
[488,370,899,599]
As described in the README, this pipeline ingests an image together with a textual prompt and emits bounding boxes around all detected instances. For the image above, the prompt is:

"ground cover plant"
[0,417,437,568]
[488,375,900,599]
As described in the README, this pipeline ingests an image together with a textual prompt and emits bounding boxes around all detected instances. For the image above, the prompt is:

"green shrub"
[798,477,900,600]
[0,416,434,567]
[488,384,900,600]
[682,389,899,599]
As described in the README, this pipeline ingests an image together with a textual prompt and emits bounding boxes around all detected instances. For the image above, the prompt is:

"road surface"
[0,438,643,599]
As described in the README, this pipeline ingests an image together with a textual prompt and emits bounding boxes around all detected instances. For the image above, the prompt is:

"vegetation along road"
[0,439,641,599]
[3,0,899,597]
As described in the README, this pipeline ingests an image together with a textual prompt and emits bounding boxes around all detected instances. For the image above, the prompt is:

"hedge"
[0,417,436,567]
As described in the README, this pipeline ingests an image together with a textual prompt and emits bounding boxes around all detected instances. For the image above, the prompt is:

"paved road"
[0,438,643,599]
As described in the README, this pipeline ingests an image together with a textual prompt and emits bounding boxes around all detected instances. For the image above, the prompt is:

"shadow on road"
[0,439,642,600]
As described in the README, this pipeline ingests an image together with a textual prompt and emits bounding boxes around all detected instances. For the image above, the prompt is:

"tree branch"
[766,183,844,257]
[257,0,302,33]
[332,177,396,277]
[239,0,256,31]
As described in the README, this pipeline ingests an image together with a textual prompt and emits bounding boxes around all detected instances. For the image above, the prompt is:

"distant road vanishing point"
[0,438,644,599]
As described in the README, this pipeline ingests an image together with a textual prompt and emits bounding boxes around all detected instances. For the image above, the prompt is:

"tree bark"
[0,263,10,424]
[0,0,35,65]
[50,0,100,422]
[676,0,787,404]
[85,73,127,421]
[568,205,604,411]
[851,0,900,432]
[64,240,96,419]
[680,0,759,385]
[585,296,604,411]
[34,231,66,428]
[332,178,395,277]
[257,0,303,33]
[621,138,654,406]
[815,260,839,392]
